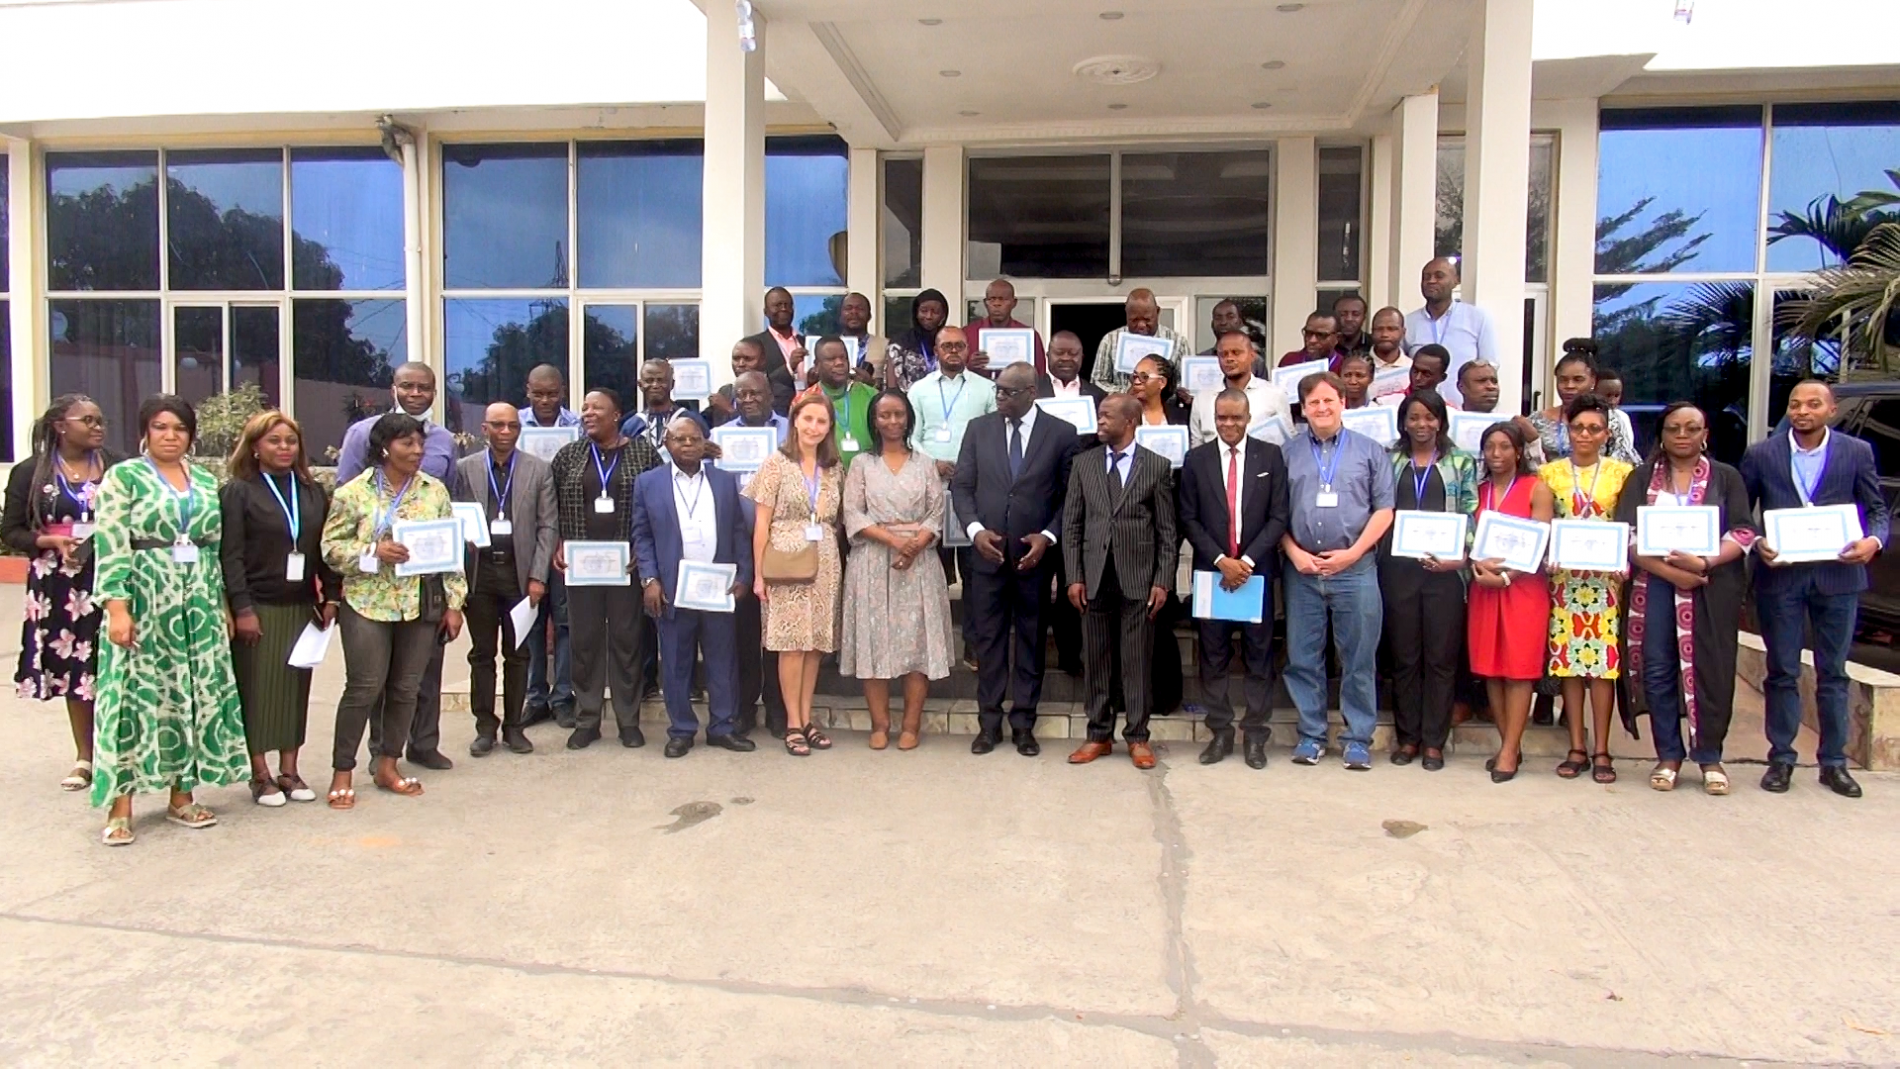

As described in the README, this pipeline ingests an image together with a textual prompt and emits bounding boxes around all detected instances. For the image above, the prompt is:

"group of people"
[7,259,1888,847]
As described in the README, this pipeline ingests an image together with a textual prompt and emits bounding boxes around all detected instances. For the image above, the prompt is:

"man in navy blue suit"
[631,415,758,757]
[1740,380,1889,797]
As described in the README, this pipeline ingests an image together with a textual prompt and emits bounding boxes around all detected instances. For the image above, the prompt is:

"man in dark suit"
[1063,393,1178,770]
[741,288,806,411]
[455,403,559,757]
[951,362,1081,756]
[1740,380,1890,798]
[1035,330,1107,675]
[1177,389,1289,769]
[631,415,758,757]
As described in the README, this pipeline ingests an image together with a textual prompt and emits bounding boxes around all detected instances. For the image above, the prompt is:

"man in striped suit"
[1063,394,1178,770]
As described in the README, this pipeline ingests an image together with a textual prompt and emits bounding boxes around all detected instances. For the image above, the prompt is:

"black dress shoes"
[1243,735,1268,769]
[469,733,496,758]
[970,732,999,755]
[566,725,601,750]
[1389,747,1417,766]
[1820,766,1863,798]
[620,725,647,748]
[663,737,693,758]
[554,705,577,729]
[1760,761,1794,793]
[1013,731,1040,757]
[1199,732,1234,765]
[707,733,757,752]
[519,703,552,728]
[1421,749,1445,772]
[502,727,534,754]
[407,748,454,771]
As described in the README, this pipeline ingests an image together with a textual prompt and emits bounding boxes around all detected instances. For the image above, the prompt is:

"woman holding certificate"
[1466,423,1554,782]
[840,391,955,749]
[1612,402,1754,795]
[1538,394,1634,784]
[1380,390,1478,771]
[319,413,466,808]
[745,392,846,756]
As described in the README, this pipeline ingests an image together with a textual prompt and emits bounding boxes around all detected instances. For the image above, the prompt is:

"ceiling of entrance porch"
[750,0,1479,147]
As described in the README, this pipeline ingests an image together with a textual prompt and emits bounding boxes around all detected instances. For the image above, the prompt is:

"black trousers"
[569,583,645,735]
[465,555,527,734]
[1198,615,1275,739]
[1083,557,1156,743]
[735,595,786,738]
[1049,548,1084,671]
[1381,563,1465,750]
[966,558,1052,736]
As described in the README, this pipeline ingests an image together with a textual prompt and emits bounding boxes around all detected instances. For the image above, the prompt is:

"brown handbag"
[761,542,818,583]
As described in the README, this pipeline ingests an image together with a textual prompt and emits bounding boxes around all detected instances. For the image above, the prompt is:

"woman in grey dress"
[840,391,955,750]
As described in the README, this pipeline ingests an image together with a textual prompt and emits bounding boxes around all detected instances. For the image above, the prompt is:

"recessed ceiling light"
[1108,103,1129,110]
[1276,2,1305,10]
[940,69,961,78]
[1251,101,1274,109]
[959,109,979,116]
[1260,60,1286,70]
[918,18,942,25]
[1099,10,1124,19]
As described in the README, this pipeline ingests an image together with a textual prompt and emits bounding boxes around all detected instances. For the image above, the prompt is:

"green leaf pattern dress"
[89,459,248,806]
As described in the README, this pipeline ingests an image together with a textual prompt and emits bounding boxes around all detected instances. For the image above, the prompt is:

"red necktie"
[1226,446,1241,557]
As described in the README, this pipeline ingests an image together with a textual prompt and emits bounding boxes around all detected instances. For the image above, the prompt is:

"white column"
[1271,137,1317,357]
[1388,91,1438,310]
[7,142,46,461]
[1365,133,1394,311]
[1545,98,1599,376]
[919,145,964,306]
[700,0,767,385]
[845,146,880,309]
[1461,0,1534,414]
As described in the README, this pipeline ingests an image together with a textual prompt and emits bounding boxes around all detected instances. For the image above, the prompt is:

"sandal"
[1649,764,1678,791]
[277,774,318,803]
[784,731,811,757]
[897,731,920,751]
[60,761,94,792]
[1556,749,1589,779]
[803,723,832,751]
[1701,765,1730,796]
[1591,752,1617,785]
[375,776,424,796]
[100,816,134,846]
[250,777,287,807]
[165,802,218,829]
[327,787,357,810]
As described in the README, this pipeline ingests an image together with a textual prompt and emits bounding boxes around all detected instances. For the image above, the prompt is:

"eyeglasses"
[993,384,1033,398]
[1129,372,1160,384]
[484,421,522,431]
[1301,329,1336,339]
[62,415,106,428]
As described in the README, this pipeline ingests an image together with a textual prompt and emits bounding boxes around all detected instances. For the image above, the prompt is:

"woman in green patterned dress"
[93,396,248,845]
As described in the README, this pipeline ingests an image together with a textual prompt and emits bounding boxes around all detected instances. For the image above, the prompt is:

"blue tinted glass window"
[166,148,284,290]
[1593,280,1754,464]
[968,155,1111,279]
[791,294,842,338]
[442,144,569,289]
[292,297,406,455]
[47,152,161,291]
[291,147,405,291]
[644,303,699,361]
[1767,102,1900,272]
[883,157,922,289]
[1596,108,1763,275]
[765,136,848,288]
[577,141,703,289]
[445,298,568,434]
[583,304,640,404]
[49,299,162,453]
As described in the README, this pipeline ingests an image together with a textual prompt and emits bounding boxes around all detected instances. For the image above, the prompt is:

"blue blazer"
[1739,429,1890,597]
[631,463,753,618]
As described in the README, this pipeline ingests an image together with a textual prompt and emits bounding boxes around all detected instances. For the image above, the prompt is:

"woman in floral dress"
[91,396,249,845]
[1,394,121,791]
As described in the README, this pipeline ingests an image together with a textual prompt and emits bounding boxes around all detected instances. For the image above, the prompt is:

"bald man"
[1091,288,1185,393]
[964,278,1047,378]
[1404,257,1499,406]
[522,364,579,428]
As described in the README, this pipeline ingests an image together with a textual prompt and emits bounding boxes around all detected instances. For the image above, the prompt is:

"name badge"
[840,436,860,453]
[71,522,95,540]
[490,518,513,536]
[285,552,306,583]
[683,527,708,546]
[804,523,824,542]
[171,542,199,565]
[358,552,380,574]
[1315,492,1340,508]
[933,428,952,444]
[594,494,615,514]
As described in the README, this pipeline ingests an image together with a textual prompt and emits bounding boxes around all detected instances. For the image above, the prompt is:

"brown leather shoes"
[1068,740,1113,764]
[1129,742,1156,769]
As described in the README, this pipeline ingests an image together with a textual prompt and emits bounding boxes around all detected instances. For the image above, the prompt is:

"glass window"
[644,303,699,361]
[445,298,568,433]
[1768,286,1843,421]
[49,299,162,453]
[290,147,405,291]
[441,143,569,289]
[1436,135,1555,282]
[1121,149,1271,278]
[791,294,842,339]
[883,294,917,344]
[233,305,282,409]
[577,140,703,289]
[1852,399,1900,487]
[765,136,848,288]
[1592,281,1754,464]
[582,304,640,407]
[0,301,11,461]
[968,155,1111,279]
[291,297,406,459]
[1596,107,1764,275]
[883,157,923,289]
[1316,147,1362,283]
[1192,294,1268,355]
[1,158,9,293]
[172,305,224,407]
[1435,138,1463,261]
[47,152,161,291]
[1767,102,1900,272]
[166,149,284,290]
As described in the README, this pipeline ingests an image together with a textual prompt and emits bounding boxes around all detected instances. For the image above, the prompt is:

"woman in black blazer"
[1130,355,1191,427]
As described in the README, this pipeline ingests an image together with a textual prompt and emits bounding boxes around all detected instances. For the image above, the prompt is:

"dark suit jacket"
[742,329,801,414]
[1035,375,1108,407]
[1178,437,1289,577]
[630,463,752,618]
[950,409,1081,574]
[1062,442,1178,600]
[453,449,558,594]
[1740,429,1890,597]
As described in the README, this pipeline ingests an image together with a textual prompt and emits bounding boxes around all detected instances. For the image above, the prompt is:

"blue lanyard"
[804,469,821,519]
[145,457,195,539]
[831,388,855,441]
[590,443,620,495]
[487,450,515,514]
[1309,434,1343,490]
[374,468,413,537]
[261,471,300,542]
[936,374,967,425]
[1410,453,1437,507]
[55,458,99,517]
[1429,307,1451,346]
[1791,439,1828,506]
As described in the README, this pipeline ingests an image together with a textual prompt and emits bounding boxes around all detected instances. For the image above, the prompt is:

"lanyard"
[261,471,300,542]
[374,468,413,537]
[145,458,196,539]
[1409,453,1437,507]
[1482,475,1519,512]
[936,374,967,425]
[55,460,99,516]
[1568,460,1603,517]
[591,443,620,496]
[487,450,516,514]
[675,469,706,522]
[1309,433,1343,491]
[1429,307,1451,346]
[1791,439,1827,506]
[831,388,855,441]
[804,468,822,521]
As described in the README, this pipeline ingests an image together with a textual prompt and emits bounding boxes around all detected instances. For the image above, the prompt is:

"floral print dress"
[1538,457,1634,680]
[13,469,109,703]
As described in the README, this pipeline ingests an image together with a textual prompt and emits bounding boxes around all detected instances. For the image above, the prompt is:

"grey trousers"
[568,583,645,735]
[333,604,440,772]
[367,639,445,756]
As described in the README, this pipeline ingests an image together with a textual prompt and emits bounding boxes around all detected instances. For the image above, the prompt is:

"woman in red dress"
[1466,422,1554,782]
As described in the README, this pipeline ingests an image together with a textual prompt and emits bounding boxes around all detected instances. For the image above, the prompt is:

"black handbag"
[419,574,448,624]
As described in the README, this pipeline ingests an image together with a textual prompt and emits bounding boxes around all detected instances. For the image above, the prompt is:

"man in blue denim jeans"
[1278,372,1394,770]
[520,364,580,727]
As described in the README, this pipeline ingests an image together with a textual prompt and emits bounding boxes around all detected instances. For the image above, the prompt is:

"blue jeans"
[1642,579,1721,764]
[1756,575,1858,768]
[1282,560,1382,746]
[525,572,573,712]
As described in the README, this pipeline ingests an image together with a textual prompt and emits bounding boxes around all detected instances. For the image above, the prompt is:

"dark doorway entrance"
[1049,302,1128,382]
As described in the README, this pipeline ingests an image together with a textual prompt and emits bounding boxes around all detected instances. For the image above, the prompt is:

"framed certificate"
[710,425,778,472]
[1636,505,1721,557]
[1034,396,1098,434]
[942,495,972,548]
[1180,356,1224,395]
[519,425,579,462]
[675,560,738,612]
[1471,511,1550,574]
[1369,366,1410,400]
[1341,405,1399,447]
[977,327,1035,369]
[1134,425,1190,469]
[392,517,465,576]
[1391,511,1468,561]
[671,359,714,400]
[1447,410,1497,455]
[1247,414,1292,446]
[451,502,490,548]
[1270,356,1332,395]
[1763,504,1864,564]
[1113,332,1173,374]
[564,540,631,586]
[1547,519,1630,572]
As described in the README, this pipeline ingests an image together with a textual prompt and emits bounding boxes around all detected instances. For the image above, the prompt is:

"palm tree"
[1785,220,1900,377]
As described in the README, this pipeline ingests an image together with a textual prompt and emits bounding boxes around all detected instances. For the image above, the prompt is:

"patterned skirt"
[14,550,102,703]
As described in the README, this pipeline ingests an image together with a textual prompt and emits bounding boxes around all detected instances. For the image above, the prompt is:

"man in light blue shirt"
[1402,257,1499,407]
[520,363,580,428]
[909,326,996,663]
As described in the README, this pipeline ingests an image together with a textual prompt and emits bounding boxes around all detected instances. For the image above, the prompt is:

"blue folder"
[1190,571,1266,623]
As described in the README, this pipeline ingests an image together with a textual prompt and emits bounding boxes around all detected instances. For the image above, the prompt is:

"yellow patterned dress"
[1538,457,1634,679]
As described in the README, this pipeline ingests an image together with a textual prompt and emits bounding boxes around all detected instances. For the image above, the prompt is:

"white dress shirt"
[1213,439,1257,568]
[672,466,717,563]
[1187,375,1293,448]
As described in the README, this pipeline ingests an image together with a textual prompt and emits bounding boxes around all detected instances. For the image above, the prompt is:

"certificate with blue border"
[977,327,1035,369]
[1113,332,1172,374]
[1547,519,1630,572]
[1134,425,1190,469]
[1764,504,1863,564]
[1247,414,1292,446]
[1471,511,1550,574]
[392,517,464,577]
[518,425,579,462]
[675,560,737,612]
[1270,357,1331,394]
[564,540,631,586]
[671,359,714,400]
[451,502,490,548]
[1180,356,1224,394]
[710,425,778,472]
[1341,405,1399,447]
[1035,397,1098,434]
[1391,511,1468,560]
[1636,505,1720,557]
[1447,411,1496,455]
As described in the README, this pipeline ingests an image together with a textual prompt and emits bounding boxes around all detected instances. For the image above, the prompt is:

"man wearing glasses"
[1278,312,1342,372]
